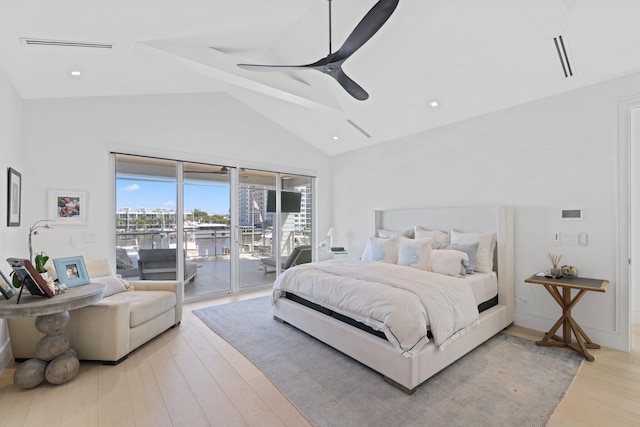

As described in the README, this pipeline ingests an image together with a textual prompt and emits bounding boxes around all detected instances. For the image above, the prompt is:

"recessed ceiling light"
[429,100,439,108]
[332,136,339,141]
[69,70,82,77]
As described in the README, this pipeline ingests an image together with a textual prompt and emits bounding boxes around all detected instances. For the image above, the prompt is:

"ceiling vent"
[553,35,573,78]
[347,119,371,139]
[20,38,113,49]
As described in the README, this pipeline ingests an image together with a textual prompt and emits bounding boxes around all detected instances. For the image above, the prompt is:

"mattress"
[466,272,498,306]
[282,270,498,344]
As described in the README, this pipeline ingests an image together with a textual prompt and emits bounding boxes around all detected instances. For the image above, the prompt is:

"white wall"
[21,92,332,265]
[332,72,640,352]
[0,69,24,370]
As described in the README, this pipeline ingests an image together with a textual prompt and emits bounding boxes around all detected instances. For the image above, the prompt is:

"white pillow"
[397,237,433,271]
[450,230,496,273]
[91,275,128,298]
[365,236,399,263]
[430,249,469,278]
[377,228,414,239]
[414,226,450,247]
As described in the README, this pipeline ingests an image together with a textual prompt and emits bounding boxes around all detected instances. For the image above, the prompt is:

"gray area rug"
[194,297,583,427]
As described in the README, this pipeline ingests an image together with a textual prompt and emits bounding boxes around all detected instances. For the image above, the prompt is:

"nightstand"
[524,274,608,361]
[331,248,348,259]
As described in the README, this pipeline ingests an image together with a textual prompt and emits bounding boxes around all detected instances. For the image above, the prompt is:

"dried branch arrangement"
[547,253,563,268]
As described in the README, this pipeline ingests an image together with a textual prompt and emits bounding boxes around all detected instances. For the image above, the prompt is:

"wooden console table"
[524,274,608,361]
[0,284,104,388]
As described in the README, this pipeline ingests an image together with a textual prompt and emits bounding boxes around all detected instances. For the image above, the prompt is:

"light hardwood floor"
[0,291,638,426]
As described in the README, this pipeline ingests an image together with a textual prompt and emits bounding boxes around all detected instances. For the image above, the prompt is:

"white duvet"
[273,259,480,358]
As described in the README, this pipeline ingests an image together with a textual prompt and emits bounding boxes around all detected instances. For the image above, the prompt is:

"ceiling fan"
[237,0,399,101]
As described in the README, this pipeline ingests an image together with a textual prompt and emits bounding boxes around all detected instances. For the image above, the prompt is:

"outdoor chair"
[138,249,198,283]
[261,245,312,273]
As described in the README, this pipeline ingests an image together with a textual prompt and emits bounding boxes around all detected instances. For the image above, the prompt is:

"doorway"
[618,97,640,352]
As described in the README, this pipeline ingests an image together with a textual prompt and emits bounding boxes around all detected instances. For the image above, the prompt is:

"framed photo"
[48,189,87,225]
[0,270,17,300]
[7,167,21,226]
[6,258,54,298]
[53,256,90,287]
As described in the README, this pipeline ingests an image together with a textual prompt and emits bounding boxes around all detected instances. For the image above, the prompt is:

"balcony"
[116,229,303,302]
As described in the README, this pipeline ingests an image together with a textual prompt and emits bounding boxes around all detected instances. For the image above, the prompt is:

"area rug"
[194,297,583,427]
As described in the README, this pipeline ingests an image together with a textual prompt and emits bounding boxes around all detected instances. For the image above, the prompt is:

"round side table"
[0,283,104,388]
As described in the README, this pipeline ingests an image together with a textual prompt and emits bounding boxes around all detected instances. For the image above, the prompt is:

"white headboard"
[373,206,514,323]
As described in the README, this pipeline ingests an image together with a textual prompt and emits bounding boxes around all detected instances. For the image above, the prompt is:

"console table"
[0,283,104,388]
[524,274,608,361]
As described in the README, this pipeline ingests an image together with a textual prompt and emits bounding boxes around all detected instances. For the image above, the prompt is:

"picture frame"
[53,256,90,287]
[6,258,54,298]
[48,189,87,225]
[0,270,17,300]
[7,167,21,227]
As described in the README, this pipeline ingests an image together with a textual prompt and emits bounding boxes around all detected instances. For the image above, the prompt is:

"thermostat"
[561,209,582,220]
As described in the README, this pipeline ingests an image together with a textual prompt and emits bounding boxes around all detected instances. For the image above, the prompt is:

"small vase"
[550,268,561,277]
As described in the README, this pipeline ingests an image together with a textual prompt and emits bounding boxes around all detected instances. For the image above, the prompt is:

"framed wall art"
[7,167,21,227]
[53,256,90,288]
[48,189,88,225]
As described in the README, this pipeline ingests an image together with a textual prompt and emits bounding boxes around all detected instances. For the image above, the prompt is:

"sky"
[116,177,230,214]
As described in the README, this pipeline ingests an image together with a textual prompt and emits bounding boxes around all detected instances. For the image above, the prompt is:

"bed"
[272,206,514,394]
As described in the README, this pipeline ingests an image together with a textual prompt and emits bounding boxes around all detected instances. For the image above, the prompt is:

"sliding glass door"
[237,169,277,290]
[183,162,232,299]
[114,154,314,302]
[115,155,178,281]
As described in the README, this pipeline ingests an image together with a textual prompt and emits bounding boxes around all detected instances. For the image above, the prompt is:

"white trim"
[616,96,640,352]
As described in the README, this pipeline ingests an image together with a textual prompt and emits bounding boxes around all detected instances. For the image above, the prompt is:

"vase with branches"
[548,253,563,277]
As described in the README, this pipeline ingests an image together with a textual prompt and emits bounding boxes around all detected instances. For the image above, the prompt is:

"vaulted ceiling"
[2,1,640,155]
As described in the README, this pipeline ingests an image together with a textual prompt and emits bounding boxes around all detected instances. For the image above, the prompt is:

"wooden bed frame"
[273,206,514,394]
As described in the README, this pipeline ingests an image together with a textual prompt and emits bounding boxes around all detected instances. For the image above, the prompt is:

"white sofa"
[7,258,183,364]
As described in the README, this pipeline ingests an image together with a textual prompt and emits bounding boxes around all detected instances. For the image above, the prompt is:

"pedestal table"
[0,283,104,388]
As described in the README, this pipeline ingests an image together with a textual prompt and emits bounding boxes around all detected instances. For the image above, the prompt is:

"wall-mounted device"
[579,232,588,246]
[561,209,582,220]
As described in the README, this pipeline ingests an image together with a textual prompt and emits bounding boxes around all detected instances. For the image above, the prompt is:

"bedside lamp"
[326,228,334,250]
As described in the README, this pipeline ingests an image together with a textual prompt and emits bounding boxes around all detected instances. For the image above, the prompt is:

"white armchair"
[7,258,183,364]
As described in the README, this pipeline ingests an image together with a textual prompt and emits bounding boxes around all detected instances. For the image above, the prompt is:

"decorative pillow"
[414,226,450,248]
[377,228,414,239]
[443,242,479,274]
[450,230,496,273]
[91,275,128,298]
[430,249,469,278]
[397,237,433,271]
[365,236,399,263]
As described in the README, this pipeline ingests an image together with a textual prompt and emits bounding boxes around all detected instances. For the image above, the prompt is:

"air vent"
[20,38,113,49]
[347,119,371,138]
[553,35,573,78]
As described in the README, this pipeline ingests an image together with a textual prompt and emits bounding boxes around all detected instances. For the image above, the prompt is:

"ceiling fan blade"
[238,63,313,72]
[332,68,369,100]
[333,0,399,62]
